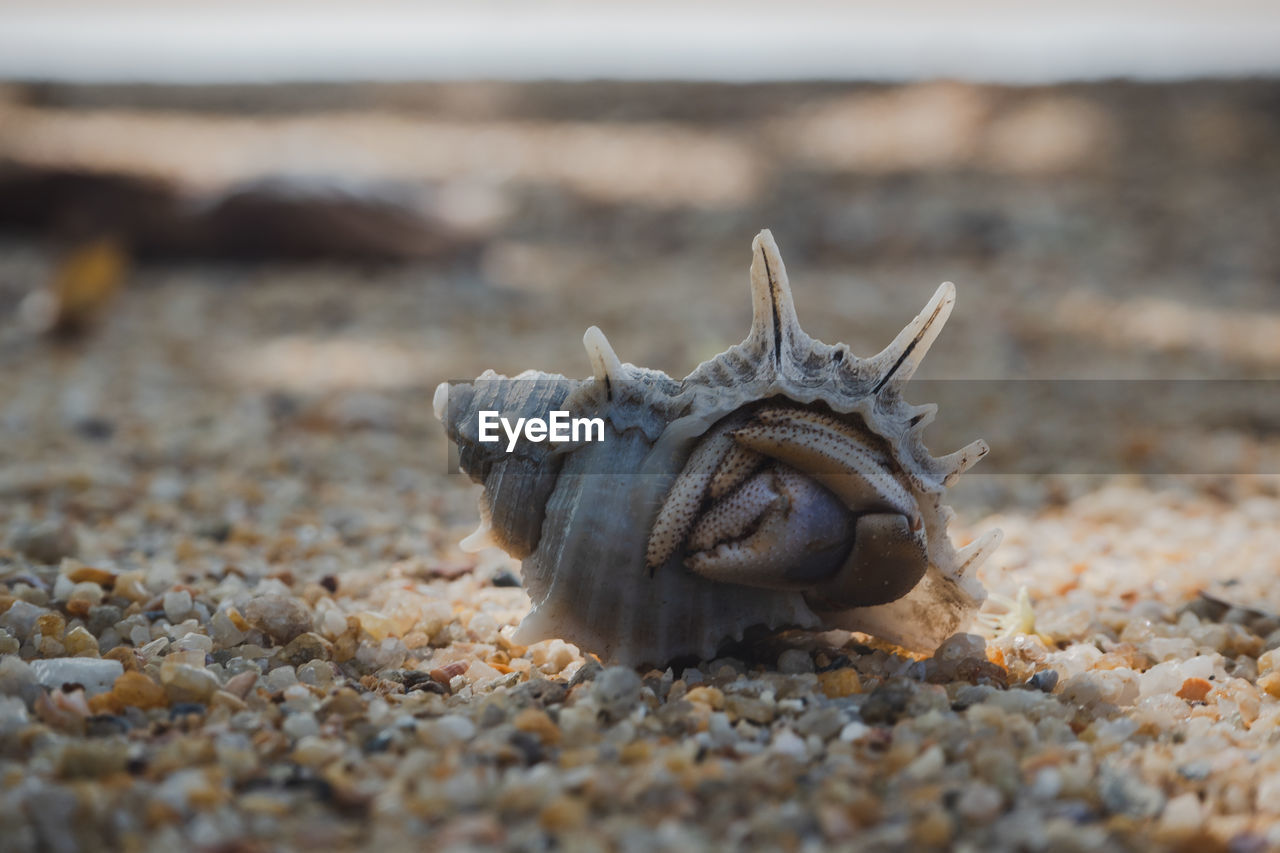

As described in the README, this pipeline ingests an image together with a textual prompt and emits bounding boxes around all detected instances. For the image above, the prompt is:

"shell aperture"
[436,230,1000,666]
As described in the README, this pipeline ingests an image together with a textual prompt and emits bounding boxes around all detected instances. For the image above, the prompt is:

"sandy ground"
[1,80,1280,851]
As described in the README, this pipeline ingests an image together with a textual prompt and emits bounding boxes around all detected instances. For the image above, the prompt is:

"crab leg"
[731,408,920,525]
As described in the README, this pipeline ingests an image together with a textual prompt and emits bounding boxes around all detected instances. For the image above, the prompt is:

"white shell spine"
[438,230,1000,666]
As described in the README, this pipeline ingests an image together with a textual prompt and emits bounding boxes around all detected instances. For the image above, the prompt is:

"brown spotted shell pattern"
[436,231,1000,666]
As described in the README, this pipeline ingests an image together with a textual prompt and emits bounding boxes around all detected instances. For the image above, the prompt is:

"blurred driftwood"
[0,161,487,263]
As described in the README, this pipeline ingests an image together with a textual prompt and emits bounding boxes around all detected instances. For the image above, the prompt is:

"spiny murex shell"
[435,230,1001,666]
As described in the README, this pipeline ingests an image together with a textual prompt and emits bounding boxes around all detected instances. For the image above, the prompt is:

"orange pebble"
[1176,677,1212,703]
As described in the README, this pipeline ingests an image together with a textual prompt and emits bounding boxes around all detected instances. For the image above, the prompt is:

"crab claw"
[684,468,855,590]
[803,512,929,609]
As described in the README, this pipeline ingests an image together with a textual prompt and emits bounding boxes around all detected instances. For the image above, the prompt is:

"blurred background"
[2,1,1280,524]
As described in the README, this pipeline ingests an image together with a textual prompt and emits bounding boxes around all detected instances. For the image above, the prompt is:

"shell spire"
[584,325,626,397]
[868,281,956,394]
[747,230,808,374]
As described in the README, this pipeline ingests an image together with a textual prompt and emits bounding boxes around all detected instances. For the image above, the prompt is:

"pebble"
[0,655,41,704]
[279,632,330,666]
[243,595,313,645]
[159,663,220,703]
[30,658,123,695]
[513,708,562,745]
[282,712,320,740]
[838,721,871,742]
[265,666,298,693]
[431,715,477,744]
[956,782,1004,823]
[62,626,100,657]
[0,600,46,639]
[163,590,194,623]
[9,520,78,564]
[817,668,861,698]
[591,667,642,721]
[110,671,169,709]
[770,728,808,760]
[776,649,815,674]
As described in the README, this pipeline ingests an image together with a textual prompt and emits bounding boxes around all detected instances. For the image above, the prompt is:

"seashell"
[436,230,1000,666]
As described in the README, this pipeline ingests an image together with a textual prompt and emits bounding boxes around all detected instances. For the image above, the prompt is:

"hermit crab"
[436,231,1000,666]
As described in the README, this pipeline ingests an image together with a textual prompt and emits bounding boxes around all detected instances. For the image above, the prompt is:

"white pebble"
[163,589,194,623]
[265,667,298,692]
[957,782,1004,822]
[770,729,808,760]
[321,609,348,639]
[174,632,214,654]
[433,715,477,744]
[31,658,123,696]
[282,712,320,740]
[138,637,170,659]
[839,721,871,742]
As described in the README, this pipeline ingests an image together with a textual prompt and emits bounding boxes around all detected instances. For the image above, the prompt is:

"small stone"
[935,632,988,662]
[65,563,117,587]
[0,656,41,705]
[9,520,78,564]
[113,571,150,602]
[209,609,248,648]
[138,637,169,659]
[159,663,220,703]
[903,744,945,781]
[1100,768,1166,818]
[1026,670,1060,693]
[319,609,348,639]
[293,735,343,767]
[87,604,123,636]
[794,707,844,741]
[63,626,100,657]
[491,570,521,588]
[592,667,643,721]
[173,633,214,654]
[1258,671,1280,698]
[0,600,46,640]
[838,721,871,742]
[265,666,298,693]
[430,661,469,684]
[513,707,562,745]
[31,658,123,695]
[297,660,334,688]
[684,686,726,710]
[54,739,129,779]
[210,690,247,712]
[282,712,320,740]
[817,668,862,698]
[163,590,194,623]
[771,728,809,760]
[777,649,815,674]
[1158,792,1204,836]
[103,647,139,671]
[35,611,67,640]
[243,595,313,645]
[353,610,395,642]
[539,795,588,831]
[860,681,913,725]
[223,670,259,699]
[956,781,1004,823]
[111,671,168,709]
[431,715,477,744]
[279,632,331,667]
[1176,677,1213,703]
